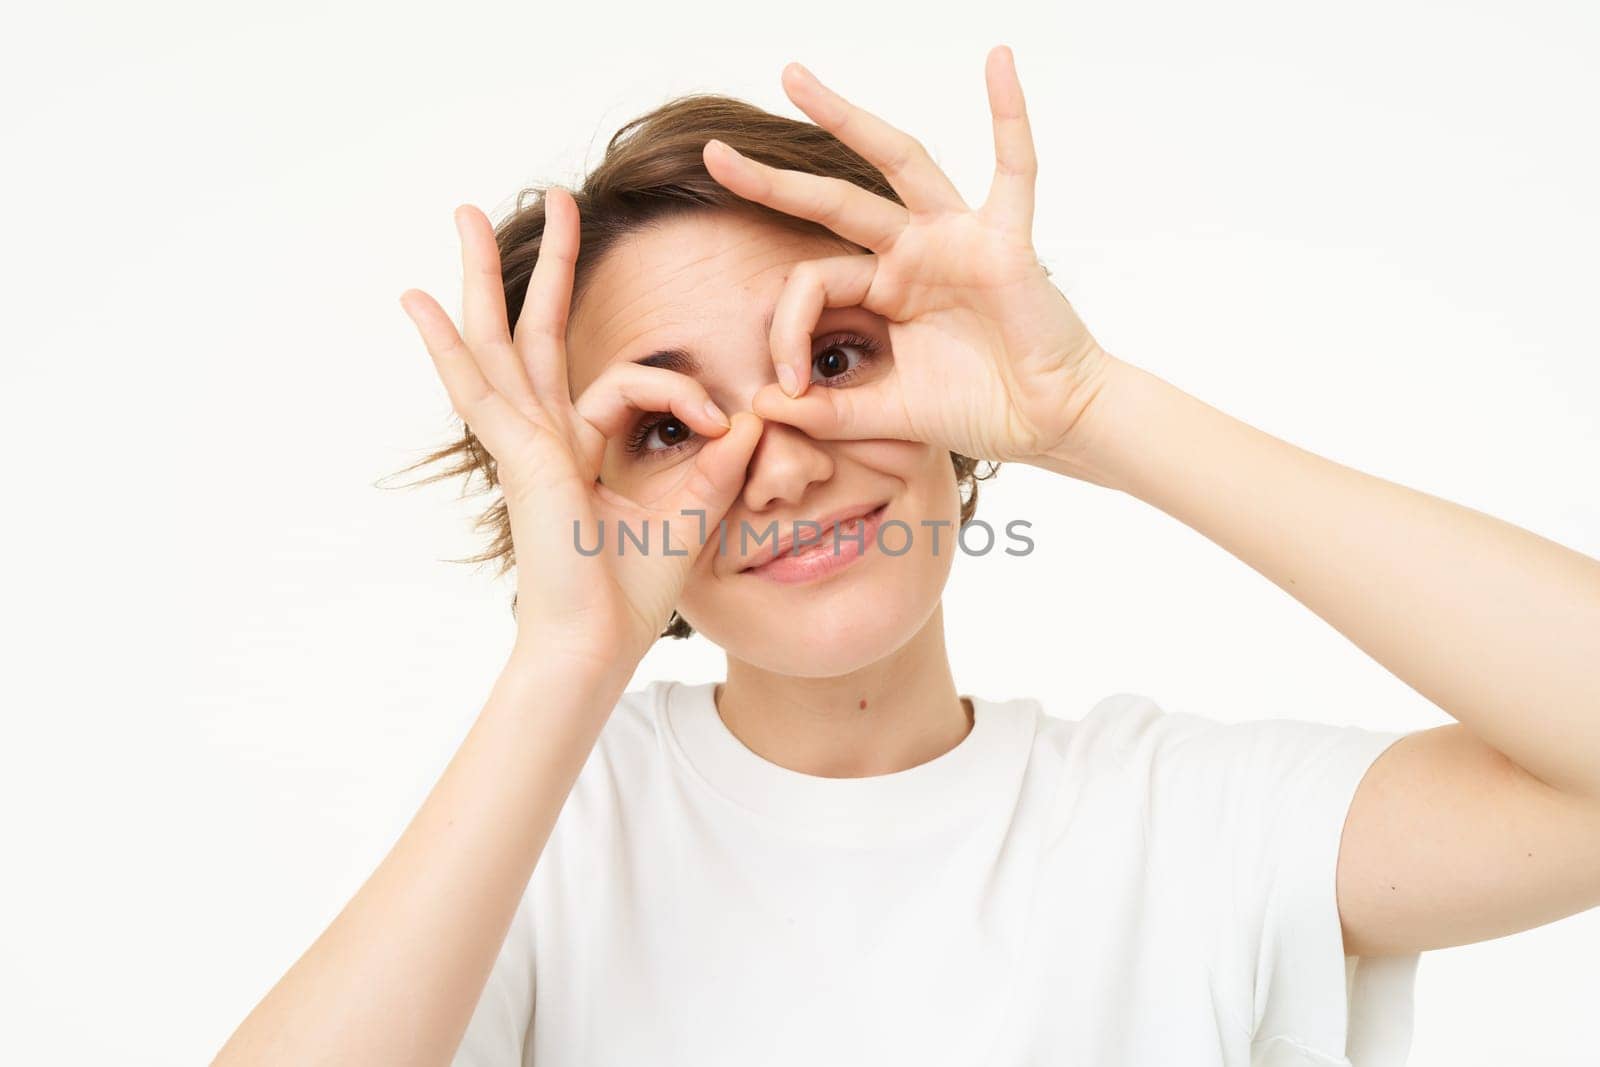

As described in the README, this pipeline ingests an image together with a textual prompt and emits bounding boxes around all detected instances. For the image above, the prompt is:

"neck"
[715,602,972,779]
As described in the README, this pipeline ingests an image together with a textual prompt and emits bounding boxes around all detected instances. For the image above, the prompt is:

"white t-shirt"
[452,679,1419,1066]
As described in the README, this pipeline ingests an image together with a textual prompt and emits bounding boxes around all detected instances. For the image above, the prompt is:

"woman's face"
[565,209,960,677]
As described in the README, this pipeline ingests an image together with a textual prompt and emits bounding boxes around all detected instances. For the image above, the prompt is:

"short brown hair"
[383,92,1000,640]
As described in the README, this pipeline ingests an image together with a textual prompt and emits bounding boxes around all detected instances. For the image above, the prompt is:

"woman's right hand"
[400,190,763,676]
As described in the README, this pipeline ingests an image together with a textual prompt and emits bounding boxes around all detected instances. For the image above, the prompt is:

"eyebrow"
[627,307,778,377]
[631,348,702,376]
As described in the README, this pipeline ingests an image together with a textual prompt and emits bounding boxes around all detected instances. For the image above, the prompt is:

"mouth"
[739,500,891,583]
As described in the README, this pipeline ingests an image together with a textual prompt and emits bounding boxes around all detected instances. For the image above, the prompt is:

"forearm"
[212,648,632,1066]
[1040,358,1600,799]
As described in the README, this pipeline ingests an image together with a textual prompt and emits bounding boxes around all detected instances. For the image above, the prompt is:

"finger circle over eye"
[572,361,730,445]
[769,253,879,398]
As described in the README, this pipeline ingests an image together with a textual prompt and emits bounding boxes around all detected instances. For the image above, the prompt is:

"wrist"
[504,629,644,698]
[1027,355,1167,494]
[1030,355,1132,492]
[481,652,633,741]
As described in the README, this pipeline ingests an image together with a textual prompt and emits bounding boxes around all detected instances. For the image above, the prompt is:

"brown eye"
[625,414,695,458]
[810,333,881,387]
[654,418,689,446]
[815,347,853,379]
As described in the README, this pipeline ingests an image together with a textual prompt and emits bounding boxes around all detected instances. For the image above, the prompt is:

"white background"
[3,1,1597,1063]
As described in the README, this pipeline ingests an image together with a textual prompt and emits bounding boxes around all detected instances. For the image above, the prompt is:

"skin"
[705,47,1600,960]
[564,210,972,775]
[213,44,1600,1067]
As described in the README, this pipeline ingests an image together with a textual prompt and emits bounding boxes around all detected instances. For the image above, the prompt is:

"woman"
[213,46,1600,1066]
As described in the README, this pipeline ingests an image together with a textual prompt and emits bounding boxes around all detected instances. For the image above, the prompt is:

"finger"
[768,253,879,399]
[400,288,543,463]
[702,139,908,252]
[573,361,732,474]
[979,45,1038,234]
[659,411,765,552]
[749,379,915,443]
[511,186,579,404]
[454,205,539,413]
[780,62,969,217]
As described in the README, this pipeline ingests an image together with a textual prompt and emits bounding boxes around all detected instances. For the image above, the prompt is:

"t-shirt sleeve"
[1145,707,1420,1066]
[450,890,537,1067]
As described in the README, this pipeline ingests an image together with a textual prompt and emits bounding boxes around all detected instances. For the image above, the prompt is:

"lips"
[738,500,891,572]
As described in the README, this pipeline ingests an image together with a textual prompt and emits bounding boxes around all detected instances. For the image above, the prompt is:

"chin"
[732,609,926,678]
[681,545,953,678]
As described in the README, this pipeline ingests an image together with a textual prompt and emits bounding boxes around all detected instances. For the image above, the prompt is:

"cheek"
[674,442,959,624]
[853,441,961,510]
[598,448,698,503]
[844,439,942,480]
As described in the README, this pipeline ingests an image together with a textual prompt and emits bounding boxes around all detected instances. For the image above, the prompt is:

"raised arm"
[1038,358,1600,957]
[211,651,627,1066]
[698,45,1600,961]
[211,192,762,1065]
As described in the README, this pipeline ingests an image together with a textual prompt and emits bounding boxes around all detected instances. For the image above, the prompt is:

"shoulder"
[596,678,669,745]
[574,677,678,773]
[551,679,678,810]
[1024,691,1406,846]
[1024,689,1219,783]
[1036,689,1400,782]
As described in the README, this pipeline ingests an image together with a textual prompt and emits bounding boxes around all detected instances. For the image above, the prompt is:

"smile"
[740,502,890,585]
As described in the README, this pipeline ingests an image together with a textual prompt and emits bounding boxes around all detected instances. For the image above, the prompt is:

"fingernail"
[776,364,799,397]
[704,399,730,427]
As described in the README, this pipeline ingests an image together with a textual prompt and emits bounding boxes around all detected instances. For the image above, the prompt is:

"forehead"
[564,209,855,396]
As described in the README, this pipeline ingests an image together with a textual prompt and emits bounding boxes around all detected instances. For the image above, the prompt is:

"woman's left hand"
[703,45,1125,467]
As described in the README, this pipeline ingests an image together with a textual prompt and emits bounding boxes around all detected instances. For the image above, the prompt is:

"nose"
[738,419,835,514]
